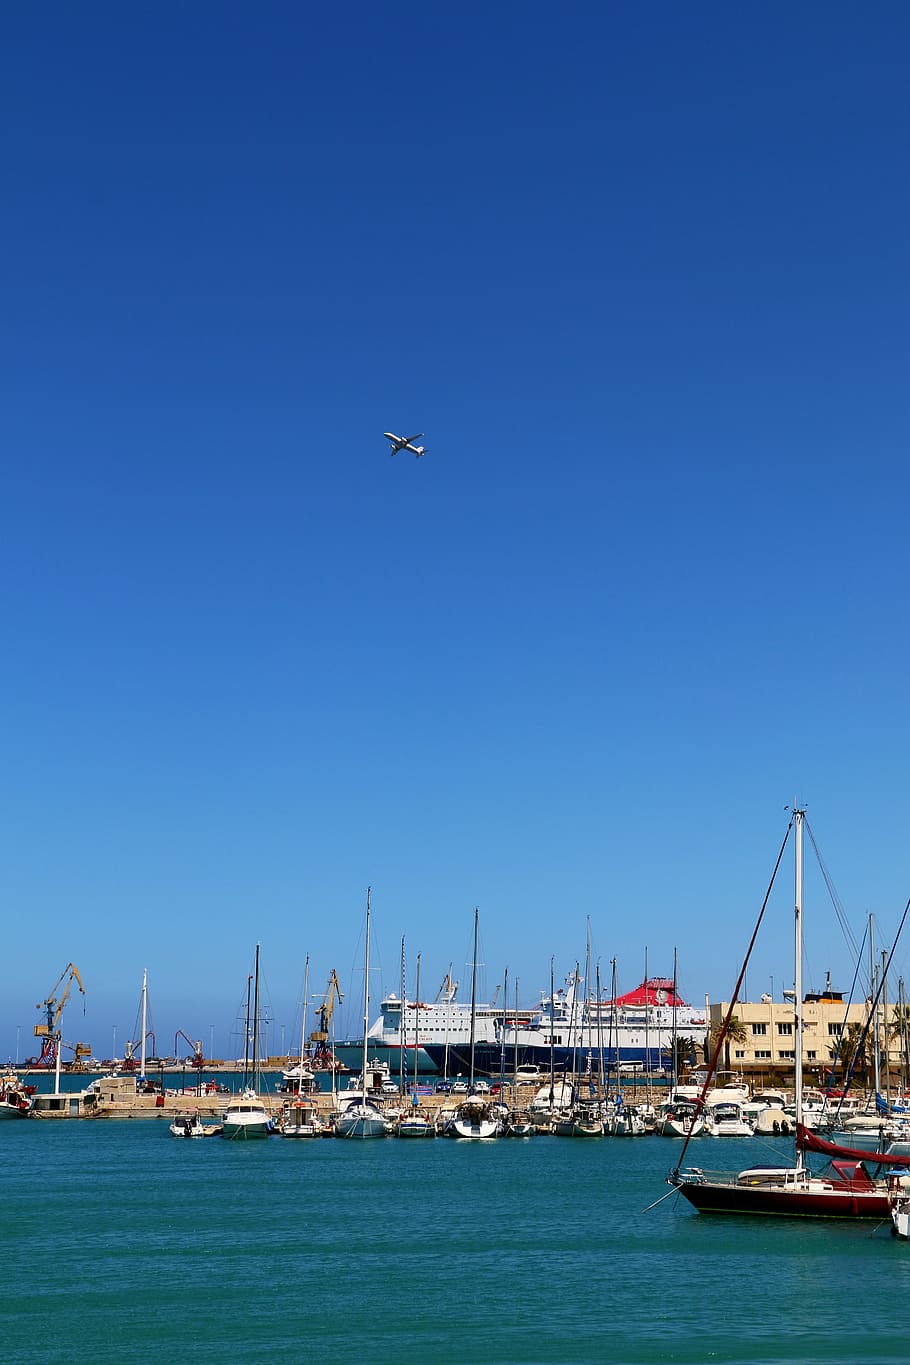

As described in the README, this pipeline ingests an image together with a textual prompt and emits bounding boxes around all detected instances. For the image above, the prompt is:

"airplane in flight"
[384,431,427,458]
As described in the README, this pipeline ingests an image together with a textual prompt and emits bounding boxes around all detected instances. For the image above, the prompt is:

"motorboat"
[704,1101,753,1137]
[0,1073,35,1119]
[278,1098,323,1138]
[221,1088,274,1140]
[169,1110,207,1137]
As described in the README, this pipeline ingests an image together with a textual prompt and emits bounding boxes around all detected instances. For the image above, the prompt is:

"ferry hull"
[331,1042,437,1075]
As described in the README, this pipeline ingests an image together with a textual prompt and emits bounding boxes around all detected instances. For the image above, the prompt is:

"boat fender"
[781,1120,790,1134]
[772,1120,780,1133]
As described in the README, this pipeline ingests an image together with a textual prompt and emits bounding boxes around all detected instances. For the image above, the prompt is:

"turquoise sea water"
[3,1122,910,1365]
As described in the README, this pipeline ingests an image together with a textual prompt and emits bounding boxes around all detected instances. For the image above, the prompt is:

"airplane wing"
[383,432,399,442]
[405,433,423,443]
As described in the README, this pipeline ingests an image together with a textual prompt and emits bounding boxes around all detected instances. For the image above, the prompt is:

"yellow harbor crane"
[309,970,343,1047]
[35,963,86,1068]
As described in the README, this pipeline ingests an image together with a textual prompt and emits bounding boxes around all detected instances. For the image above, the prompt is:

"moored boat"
[670,808,900,1219]
[0,1072,35,1119]
[169,1110,207,1137]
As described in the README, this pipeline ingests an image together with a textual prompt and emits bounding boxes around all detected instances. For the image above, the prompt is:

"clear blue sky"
[3,4,909,1061]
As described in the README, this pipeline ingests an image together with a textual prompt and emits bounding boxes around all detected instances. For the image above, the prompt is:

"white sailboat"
[396,953,435,1138]
[446,910,501,1139]
[335,888,389,1139]
[221,944,273,1140]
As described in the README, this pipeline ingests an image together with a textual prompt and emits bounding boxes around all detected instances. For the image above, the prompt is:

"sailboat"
[396,953,436,1138]
[335,888,389,1139]
[447,910,500,1139]
[221,945,273,1139]
[279,954,324,1137]
[670,808,898,1218]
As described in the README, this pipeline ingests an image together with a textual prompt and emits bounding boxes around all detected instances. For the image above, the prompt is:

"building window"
[733,1050,745,1059]
[828,1023,843,1036]
[751,1023,767,1036]
[807,1051,817,1060]
[778,1050,795,1060]
[777,1022,793,1036]
[754,1050,771,1059]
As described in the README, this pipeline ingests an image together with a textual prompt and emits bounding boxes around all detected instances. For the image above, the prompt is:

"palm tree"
[829,1022,870,1087]
[663,1035,699,1077]
[707,1015,748,1071]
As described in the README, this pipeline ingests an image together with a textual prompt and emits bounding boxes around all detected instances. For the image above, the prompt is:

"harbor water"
[3,1122,910,1364]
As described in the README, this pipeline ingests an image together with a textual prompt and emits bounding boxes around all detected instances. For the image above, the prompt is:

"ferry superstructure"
[332,974,706,1079]
[465,973,707,1079]
[331,984,519,1076]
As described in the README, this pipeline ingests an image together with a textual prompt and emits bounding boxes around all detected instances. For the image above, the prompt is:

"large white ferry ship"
[331,983,510,1075]
[331,973,706,1078]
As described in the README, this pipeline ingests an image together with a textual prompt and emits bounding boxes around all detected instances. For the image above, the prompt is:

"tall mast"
[611,958,620,1088]
[585,920,593,1093]
[414,952,421,1101]
[468,907,479,1090]
[362,887,372,1097]
[500,966,509,1093]
[399,935,406,1095]
[243,971,252,1088]
[443,963,452,1084]
[644,945,651,1103]
[794,807,804,1130]
[549,956,556,1106]
[670,946,679,1091]
[596,961,605,1098]
[298,953,310,1082]
[870,915,880,1095]
[252,943,261,1092]
[514,976,520,1089]
[882,947,890,1109]
[140,967,148,1082]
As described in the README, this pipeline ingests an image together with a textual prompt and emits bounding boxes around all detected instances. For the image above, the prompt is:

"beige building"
[707,990,903,1088]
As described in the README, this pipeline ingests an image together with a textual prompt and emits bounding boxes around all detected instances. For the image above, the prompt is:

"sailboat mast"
[500,966,509,1092]
[400,935,406,1095]
[670,946,678,1091]
[414,952,421,1101]
[514,977,519,1089]
[644,945,651,1103]
[140,967,148,1082]
[243,971,252,1088]
[363,887,371,1097]
[548,956,556,1106]
[469,907,479,1090]
[585,920,592,1092]
[596,961,605,1098]
[794,807,804,1129]
[252,943,261,1091]
[611,958,619,1090]
[882,948,890,1108]
[870,915,880,1094]
[300,953,310,1073]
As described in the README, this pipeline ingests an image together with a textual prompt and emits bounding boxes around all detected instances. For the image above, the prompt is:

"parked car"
[451,1080,469,1094]
[471,1080,491,1095]
[381,1081,399,1094]
[434,1080,452,1094]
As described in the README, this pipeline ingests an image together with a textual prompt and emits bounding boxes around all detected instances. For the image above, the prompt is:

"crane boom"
[34,963,86,1068]
[309,970,343,1045]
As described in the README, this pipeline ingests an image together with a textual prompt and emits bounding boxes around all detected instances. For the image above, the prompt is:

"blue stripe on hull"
[422,1043,670,1078]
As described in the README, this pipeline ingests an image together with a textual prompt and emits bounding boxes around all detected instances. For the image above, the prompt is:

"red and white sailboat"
[671,807,907,1220]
